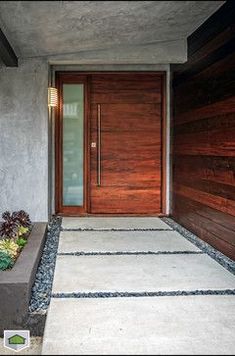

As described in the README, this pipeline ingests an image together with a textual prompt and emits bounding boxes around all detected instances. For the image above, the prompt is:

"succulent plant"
[13,210,31,228]
[2,211,12,222]
[1,210,19,238]
[18,225,30,238]
[16,238,27,249]
[0,239,20,259]
[0,251,14,271]
[0,210,31,238]
[0,220,18,238]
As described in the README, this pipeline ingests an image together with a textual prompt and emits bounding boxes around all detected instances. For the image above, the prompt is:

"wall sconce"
[48,87,58,107]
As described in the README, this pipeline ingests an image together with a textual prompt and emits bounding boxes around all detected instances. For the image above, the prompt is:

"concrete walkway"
[42,218,235,355]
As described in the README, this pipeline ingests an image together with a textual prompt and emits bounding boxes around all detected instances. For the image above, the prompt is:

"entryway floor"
[42,217,235,355]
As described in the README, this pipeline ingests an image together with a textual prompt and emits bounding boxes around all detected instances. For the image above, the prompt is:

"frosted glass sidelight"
[63,84,84,206]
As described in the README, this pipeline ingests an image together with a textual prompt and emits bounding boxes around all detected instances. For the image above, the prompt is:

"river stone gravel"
[162,217,235,275]
[29,216,61,313]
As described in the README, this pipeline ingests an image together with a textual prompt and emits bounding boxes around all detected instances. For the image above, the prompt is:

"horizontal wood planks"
[171,2,235,259]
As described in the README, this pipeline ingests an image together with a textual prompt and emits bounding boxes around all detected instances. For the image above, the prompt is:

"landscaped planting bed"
[0,211,32,270]
[0,211,47,336]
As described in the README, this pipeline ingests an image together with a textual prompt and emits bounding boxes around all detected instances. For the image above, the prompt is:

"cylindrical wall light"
[48,87,58,107]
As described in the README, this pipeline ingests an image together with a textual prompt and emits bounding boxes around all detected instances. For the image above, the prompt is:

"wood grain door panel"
[90,74,162,214]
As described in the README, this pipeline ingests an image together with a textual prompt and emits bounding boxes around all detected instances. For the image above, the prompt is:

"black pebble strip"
[52,289,235,299]
[58,251,204,256]
[61,228,173,232]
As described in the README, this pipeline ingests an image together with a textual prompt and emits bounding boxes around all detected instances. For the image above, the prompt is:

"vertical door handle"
[97,104,101,187]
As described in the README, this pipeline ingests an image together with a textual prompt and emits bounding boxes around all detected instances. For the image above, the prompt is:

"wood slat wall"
[171,2,235,260]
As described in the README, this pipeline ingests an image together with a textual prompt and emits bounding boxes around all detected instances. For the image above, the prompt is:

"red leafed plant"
[13,210,31,228]
[0,210,32,238]
[0,211,19,238]
[0,210,32,270]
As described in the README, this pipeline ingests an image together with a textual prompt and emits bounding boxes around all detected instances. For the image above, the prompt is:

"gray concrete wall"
[0,58,48,221]
[0,60,172,221]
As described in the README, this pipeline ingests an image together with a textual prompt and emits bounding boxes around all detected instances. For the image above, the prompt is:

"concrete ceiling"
[0,1,224,59]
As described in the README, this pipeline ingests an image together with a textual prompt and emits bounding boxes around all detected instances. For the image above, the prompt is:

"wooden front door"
[55,72,164,215]
[90,73,163,214]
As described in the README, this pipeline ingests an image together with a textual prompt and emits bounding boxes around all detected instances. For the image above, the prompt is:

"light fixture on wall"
[48,87,58,107]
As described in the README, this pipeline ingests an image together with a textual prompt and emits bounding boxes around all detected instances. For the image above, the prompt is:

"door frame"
[55,71,167,216]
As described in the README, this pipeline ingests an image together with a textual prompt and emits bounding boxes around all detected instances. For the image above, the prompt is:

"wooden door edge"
[161,72,167,215]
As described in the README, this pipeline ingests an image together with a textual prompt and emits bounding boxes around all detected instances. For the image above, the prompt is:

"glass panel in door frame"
[55,73,89,215]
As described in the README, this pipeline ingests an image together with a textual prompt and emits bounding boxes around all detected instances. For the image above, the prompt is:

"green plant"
[16,238,27,249]
[0,251,14,270]
[0,239,19,259]
[18,225,30,238]
[0,210,31,270]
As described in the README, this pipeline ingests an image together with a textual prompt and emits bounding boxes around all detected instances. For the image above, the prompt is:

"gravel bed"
[52,289,235,299]
[58,251,204,256]
[29,216,61,313]
[62,228,172,231]
[162,217,235,275]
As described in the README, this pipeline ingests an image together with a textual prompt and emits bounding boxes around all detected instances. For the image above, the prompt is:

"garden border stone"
[0,223,47,336]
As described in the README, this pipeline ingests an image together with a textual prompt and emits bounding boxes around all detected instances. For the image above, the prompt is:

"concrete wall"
[0,60,171,221]
[0,58,48,221]
[0,61,171,221]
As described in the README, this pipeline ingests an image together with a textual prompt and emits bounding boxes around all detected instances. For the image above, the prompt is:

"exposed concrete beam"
[48,39,187,65]
[0,28,18,67]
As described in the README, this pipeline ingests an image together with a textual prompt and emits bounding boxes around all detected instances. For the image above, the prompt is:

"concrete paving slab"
[62,217,172,230]
[52,254,235,293]
[58,230,200,253]
[42,296,235,355]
